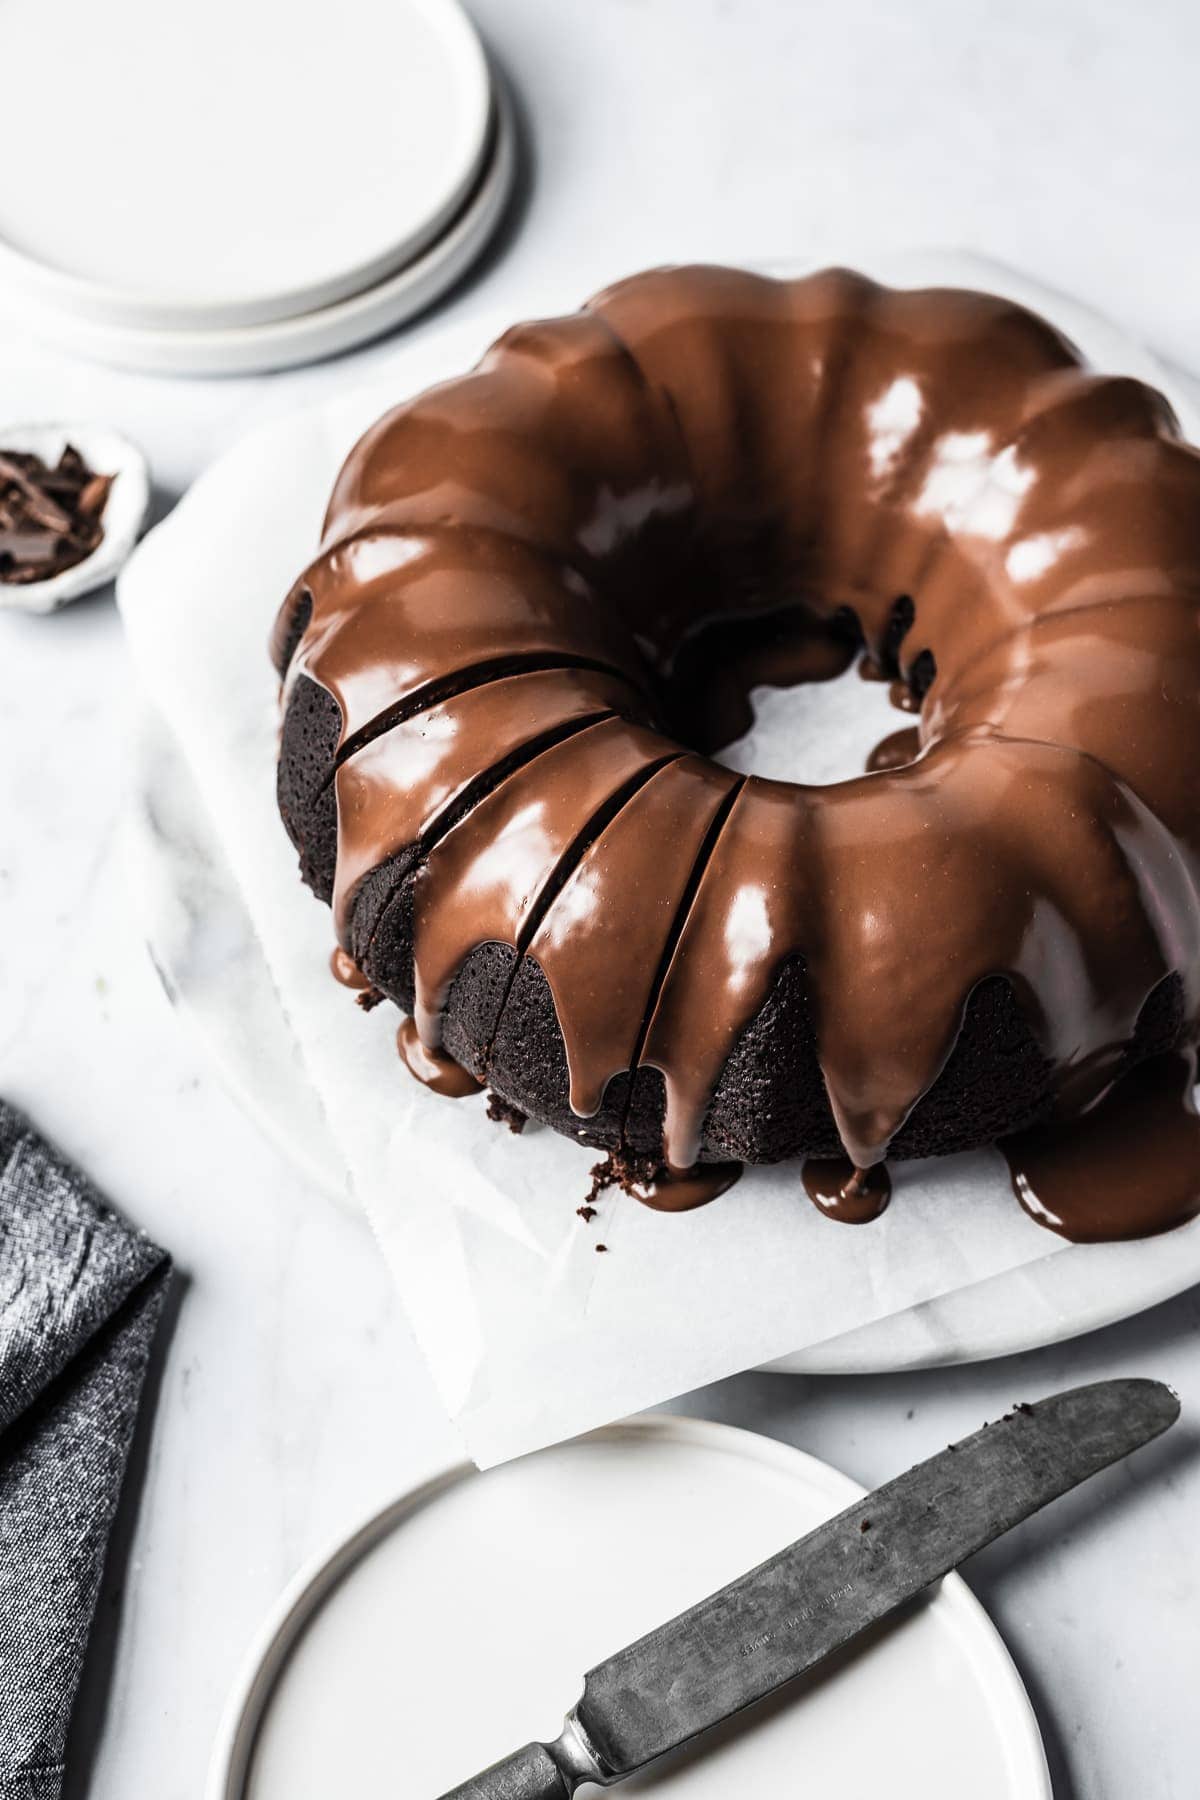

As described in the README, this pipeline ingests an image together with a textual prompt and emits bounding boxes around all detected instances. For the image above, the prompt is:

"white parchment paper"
[119,252,1200,1465]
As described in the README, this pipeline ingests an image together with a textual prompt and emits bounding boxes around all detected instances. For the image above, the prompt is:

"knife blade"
[436,1378,1178,1798]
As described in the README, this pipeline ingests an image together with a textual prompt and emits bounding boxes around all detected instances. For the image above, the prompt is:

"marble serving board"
[127,654,1200,1383]
[119,251,1200,1461]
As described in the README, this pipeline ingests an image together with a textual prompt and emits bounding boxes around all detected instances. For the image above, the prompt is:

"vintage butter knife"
[438,1378,1177,1797]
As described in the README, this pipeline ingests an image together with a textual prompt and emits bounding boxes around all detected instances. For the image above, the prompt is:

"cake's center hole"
[663,605,920,785]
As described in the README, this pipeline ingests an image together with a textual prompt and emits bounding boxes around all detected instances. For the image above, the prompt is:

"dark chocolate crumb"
[595,1243,608,1253]
[1014,1401,1035,1416]
[356,986,385,1011]
[859,1519,871,1533]
[587,1145,665,1205]
[577,1205,597,1223]
[586,1154,620,1205]
[487,1092,528,1134]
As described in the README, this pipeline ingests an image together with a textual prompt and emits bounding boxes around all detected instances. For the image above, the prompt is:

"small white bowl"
[0,421,151,614]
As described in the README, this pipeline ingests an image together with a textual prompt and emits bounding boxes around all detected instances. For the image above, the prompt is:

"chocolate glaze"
[396,1017,482,1098]
[664,605,858,753]
[1003,1051,1200,1242]
[410,716,679,1052]
[521,754,739,1117]
[866,726,922,774]
[331,663,640,937]
[329,945,370,989]
[587,1148,744,1212]
[802,1157,893,1224]
[627,1161,743,1213]
[274,265,1200,1240]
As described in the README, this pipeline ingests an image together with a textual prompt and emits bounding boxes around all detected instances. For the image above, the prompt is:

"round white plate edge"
[203,1414,1051,1800]
[0,0,495,333]
[123,249,1200,1372]
[1,78,516,378]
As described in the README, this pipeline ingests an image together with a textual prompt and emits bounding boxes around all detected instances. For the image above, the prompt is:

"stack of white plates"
[0,0,514,375]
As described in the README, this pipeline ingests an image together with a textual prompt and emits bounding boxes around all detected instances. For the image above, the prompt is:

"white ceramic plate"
[0,0,493,332]
[126,251,1200,1373]
[2,85,517,378]
[207,1416,1050,1799]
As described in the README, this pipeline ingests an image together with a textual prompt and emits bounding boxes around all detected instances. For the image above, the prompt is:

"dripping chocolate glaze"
[1003,1051,1200,1242]
[588,1152,743,1213]
[329,945,371,990]
[275,265,1200,1239]
[628,1161,743,1213]
[802,1157,892,1225]
[865,726,921,775]
[396,1017,482,1099]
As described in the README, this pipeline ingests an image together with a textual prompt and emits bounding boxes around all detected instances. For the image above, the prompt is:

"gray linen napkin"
[0,1101,171,1800]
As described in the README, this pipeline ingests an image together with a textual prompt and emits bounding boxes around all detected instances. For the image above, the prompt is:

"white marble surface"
[1,1,1198,1794]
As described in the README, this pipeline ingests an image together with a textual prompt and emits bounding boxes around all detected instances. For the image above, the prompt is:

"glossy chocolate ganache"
[273,265,1200,1242]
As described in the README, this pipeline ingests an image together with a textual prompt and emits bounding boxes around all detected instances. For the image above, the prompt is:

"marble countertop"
[1,2,1198,1794]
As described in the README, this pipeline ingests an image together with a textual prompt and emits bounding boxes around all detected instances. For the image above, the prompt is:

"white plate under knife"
[207,1416,1050,1798]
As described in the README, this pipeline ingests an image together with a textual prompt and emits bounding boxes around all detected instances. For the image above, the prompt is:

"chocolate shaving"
[0,444,113,586]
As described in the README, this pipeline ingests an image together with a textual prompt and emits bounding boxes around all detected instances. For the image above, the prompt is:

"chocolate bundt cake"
[272,265,1200,1206]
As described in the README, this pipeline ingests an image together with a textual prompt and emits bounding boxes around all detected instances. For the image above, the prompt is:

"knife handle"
[436,1741,571,1800]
